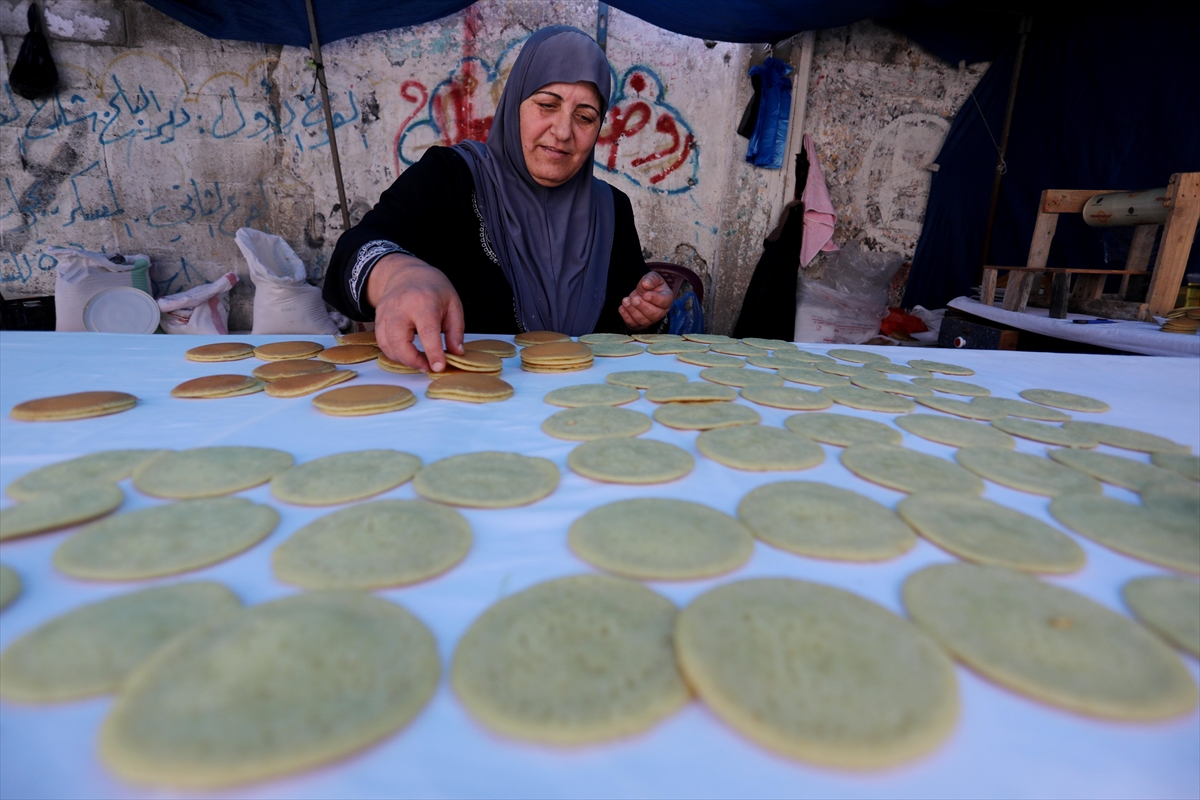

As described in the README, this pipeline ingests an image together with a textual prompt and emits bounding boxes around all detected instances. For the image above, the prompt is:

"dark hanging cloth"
[9,4,58,100]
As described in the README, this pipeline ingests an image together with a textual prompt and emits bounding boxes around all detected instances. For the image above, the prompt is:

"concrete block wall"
[1,2,988,332]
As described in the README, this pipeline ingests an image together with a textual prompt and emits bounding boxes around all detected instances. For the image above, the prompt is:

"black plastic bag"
[9,4,59,101]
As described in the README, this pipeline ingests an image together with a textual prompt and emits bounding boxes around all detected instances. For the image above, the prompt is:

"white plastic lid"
[83,287,160,334]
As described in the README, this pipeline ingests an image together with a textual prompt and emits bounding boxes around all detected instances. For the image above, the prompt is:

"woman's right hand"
[365,253,465,373]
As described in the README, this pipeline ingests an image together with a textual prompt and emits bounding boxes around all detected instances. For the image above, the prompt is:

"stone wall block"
[1,0,125,45]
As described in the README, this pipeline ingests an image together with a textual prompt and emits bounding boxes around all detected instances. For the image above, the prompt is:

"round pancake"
[0,485,124,541]
[817,363,867,377]
[773,349,835,365]
[588,342,644,357]
[54,497,279,580]
[867,363,933,378]
[777,366,849,388]
[653,402,761,430]
[263,369,355,398]
[1048,448,1188,491]
[132,447,293,499]
[971,397,1072,422]
[568,438,694,484]
[100,592,438,789]
[991,418,1098,448]
[464,338,518,358]
[377,354,422,374]
[171,375,264,399]
[827,348,890,364]
[737,482,915,560]
[316,344,381,365]
[11,391,137,421]
[696,425,825,471]
[916,395,1006,420]
[897,492,1085,573]
[445,350,503,372]
[784,413,900,446]
[606,370,687,389]
[699,367,783,387]
[677,578,958,768]
[646,340,709,354]
[684,334,735,344]
[741,337,794,350]
[896,414,1015,449]
[632,333,683,343]
[841,444,985,494]
[426,374,513,403]
[0,582,240,703]
[1140,481,1200,526]
[0,564,20,611]
[708,342,763,357]
[849,374,934,397]
[252,359,336,381]
[6,449,165,501]
[335,330,377,346]
[514,331,571,346]
[427,364,501,379]
[520,362,592,374]
[579,333,634,344]
[676,351,745,368]
[1150,451,1200,482]
[955,447,1102,496]
[184,342,254,362]
[1061,421,1190,454]
[903,563,1197,720]
[1019,389,1110,413]
[822,385,915,413]
[271,450,422,505]
[520,341,593,366]
[452,575,689,744]
[1049,494,1199,574]
[1123,577,1200,657]
[273,500,471,590]
[738,386,832,410]
[542,407,653,441]
[312,385,417,416]
[544,384,640,407]
[908,359,974,376]
[253,341,323,361]
[413,452,558,508]
[745,354,795,370]
[645,382,738,403]
[569,498,753,580]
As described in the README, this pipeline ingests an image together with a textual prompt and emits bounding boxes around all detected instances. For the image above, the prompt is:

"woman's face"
[519,81,603,188]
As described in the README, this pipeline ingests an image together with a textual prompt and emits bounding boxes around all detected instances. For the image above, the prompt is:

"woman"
[323,26,673,373]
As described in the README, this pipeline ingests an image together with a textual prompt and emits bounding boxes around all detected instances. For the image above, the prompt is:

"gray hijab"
[453,26,615,335]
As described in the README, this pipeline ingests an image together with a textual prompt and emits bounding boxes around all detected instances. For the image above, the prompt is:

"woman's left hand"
[619,271,674,331]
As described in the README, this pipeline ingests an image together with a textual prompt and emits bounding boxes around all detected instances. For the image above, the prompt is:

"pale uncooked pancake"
[335,331,377,346]
[1019,389,1110,413]
[444,350,503,372]
[253,341,323,361]
[841,444,985,494]
[647,340,709,354]
[1049,495,1199,574]
[6,449,165,501]
[895,414,1015,449]
[579,333,634,344]
[777,366,849,388]
[653,402,761,430]
[816,363,867,378]
[132,447,293,499]
[1150,451,1200,482]
[741,337,794,350]
[425,374,513,403]
[908,359,974,376]
[171,374,264,399]
[1123,577,1200,657]
[542,407,653,441]
[569,499,754,579]
[700,367,783,388]
[827,349,890,365]
[645,382,737,403]
[568,438,694,484]
[971,397,1071,422]
[413,452,558,508]
[10,391,137,421]
[252,359,336,381]
[684,333,734,344]
[0,582,240,703]
[544,384,639,407]
[955,447,1102,496]
[708,342,763,357]
[464,338,518,358]
[849,374,934,397]
[676,351,745,368]
[514,331,571,346]
[821,385,915,413]
[916,396,1006,420]
[1048,448,1187,491]
[696,425,825,471]
[54,498,277,580]
[451,575,689,744]
[316,344,381,365]
[737,482,915,560]
[270,450,422,505]
[784,413,901,446]
[0,564,19,610]
[910,377,991,397]
[745,354,794,370]
[377,355,422,374]
[264,369,355,398]
[185,342,255,362]
[632,333,683,343]
[1061,421,1190,454]
[313,384,417,416]
[897,493,1085,573]
[739,386,832,410]
[991,418,1098,448]
[773,349,835,365]
[605,370,686,389]
[677,578,958,768]
[273,500,471,590]
[867,363,933,378]
[903,563,1197,719]
[588,342,644,357]
[1141,481,1200,527]
[100,591,439,789]
[0,485,124,541]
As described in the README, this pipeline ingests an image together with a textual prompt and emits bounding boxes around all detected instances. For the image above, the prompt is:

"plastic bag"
[158,273,237,335]
[50,248,151,332]
[745,57,792,169]
[667,291,704,336]
[9,4,58,100]
[794,242,903,343]
[235,228,338,335]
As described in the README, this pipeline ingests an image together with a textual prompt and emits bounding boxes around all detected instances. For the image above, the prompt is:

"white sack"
[51,248,151,332]
[157,273,236,335]
[236,228,337,335]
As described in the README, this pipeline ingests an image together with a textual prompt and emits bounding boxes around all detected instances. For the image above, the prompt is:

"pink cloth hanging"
[799,133,840,267]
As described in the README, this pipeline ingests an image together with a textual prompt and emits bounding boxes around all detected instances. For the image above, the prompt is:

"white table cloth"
[1,332,1197,800]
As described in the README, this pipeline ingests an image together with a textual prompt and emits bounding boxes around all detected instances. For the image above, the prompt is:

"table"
[1,332,1197,800]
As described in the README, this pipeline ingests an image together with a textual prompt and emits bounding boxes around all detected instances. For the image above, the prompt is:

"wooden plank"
[983,266,1150,275]
[1071,297,1151,321]
[1041,189,1129,215]
[1070,273,1106,302]
[1049,272,1070,318]
[1004,207,1058,311]
[980,268,998,306]
[1145,172,1200,315]
[1124,224,1159,297]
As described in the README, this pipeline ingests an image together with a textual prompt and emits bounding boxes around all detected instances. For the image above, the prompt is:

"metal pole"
[304,0,352,233]
[596,2,609,52]
[978,15,1032,280]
